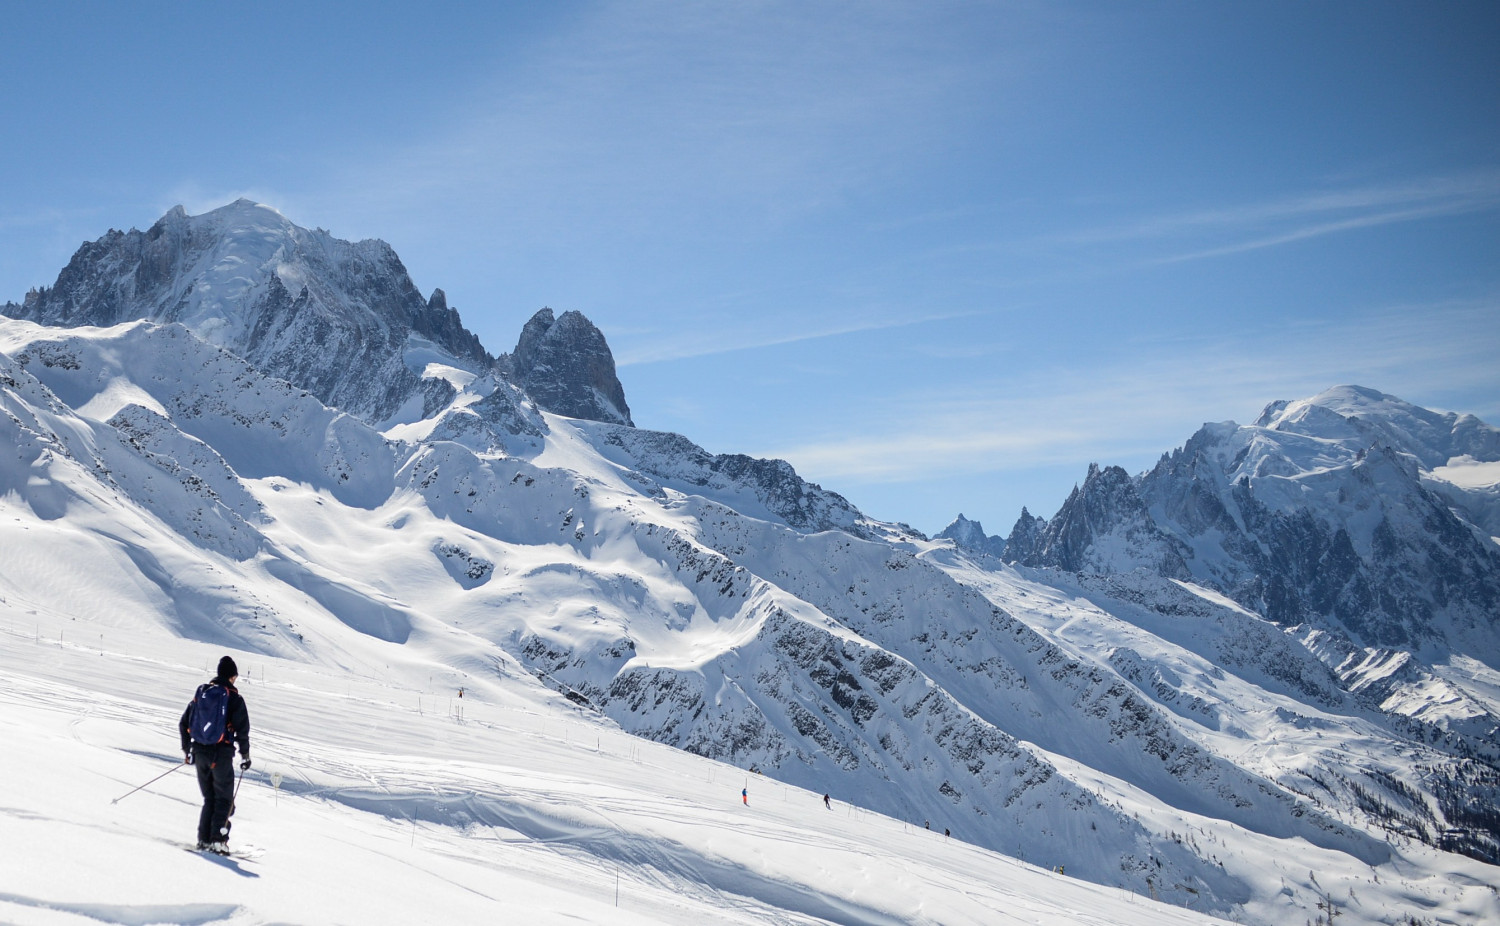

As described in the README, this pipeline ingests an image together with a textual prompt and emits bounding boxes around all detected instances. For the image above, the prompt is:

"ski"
[185,843,265,860]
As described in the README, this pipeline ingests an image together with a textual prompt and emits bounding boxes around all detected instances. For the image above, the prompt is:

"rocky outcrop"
[414,288,489,364]
[503,308,632,426]
[1003,507,1046,564]
[935,513,1006,558]
[1004,464,1191,577]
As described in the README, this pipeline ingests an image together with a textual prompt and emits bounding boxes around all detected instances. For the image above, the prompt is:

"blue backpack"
[190,683,231,746]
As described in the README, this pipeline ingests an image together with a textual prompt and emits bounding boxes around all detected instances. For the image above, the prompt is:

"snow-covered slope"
[4,611,1246,926]
[2,204,1496,924]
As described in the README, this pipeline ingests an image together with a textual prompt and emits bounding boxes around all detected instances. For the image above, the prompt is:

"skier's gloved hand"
[184,753,193,765]
[240,757,252,771]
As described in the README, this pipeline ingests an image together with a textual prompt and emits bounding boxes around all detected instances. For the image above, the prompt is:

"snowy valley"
[1,200,1496,925]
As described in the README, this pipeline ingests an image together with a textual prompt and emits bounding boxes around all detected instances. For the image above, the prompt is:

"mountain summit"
[8,201,491,421]
[934,513,1006,558]
[503,307,633,426]
[1007,386,1500,655]
[1001,385,1500,813]
[4,201,635,430]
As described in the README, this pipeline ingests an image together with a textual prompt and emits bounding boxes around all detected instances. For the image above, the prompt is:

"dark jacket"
[179,679,251,759]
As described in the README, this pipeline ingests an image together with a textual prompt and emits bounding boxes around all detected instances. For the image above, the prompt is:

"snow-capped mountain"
[999,384,1500,863]
[1006,386,1500,659]
[7,200,489,423]
[3,202,1496,924]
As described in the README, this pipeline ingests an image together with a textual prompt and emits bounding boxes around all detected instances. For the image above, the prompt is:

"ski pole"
[230,765,245,817]
[111,762,184,804]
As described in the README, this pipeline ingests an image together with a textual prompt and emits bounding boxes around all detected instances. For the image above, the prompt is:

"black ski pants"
[193,743,236,844]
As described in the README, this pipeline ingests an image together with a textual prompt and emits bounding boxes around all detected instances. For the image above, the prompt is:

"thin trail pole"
[111,762,183,804]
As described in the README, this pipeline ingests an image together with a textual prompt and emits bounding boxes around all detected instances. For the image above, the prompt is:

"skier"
[823,793,831,810]
[180,656,251,854]
[742,787,748,806]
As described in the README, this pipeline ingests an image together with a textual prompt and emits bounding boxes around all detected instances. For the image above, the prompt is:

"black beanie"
[217,655,238,681]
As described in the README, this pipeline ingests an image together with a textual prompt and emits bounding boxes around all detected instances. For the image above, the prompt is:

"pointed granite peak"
[936,513,1006,558]
[1003,463,1190,577]
[507,307,632,427]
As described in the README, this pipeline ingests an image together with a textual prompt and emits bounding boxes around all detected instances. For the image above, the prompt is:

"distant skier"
[823,793,831,810]
[180,656,251,854]
[742,787,748,806]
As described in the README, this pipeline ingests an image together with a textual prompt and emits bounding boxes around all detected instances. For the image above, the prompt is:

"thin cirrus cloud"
[327,6,973,237]
[613,306,987,367]
[763,298,1500,485]
[1057,171,1500,262]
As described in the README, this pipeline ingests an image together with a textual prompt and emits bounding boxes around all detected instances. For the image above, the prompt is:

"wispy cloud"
[319,5,978,242]
[614,306,986,367]
[1056,171,1500,263]
[759,297,1500,486]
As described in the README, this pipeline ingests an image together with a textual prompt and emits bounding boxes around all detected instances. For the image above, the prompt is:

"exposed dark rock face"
[504,308,632,426]
[415,289,488,363]
[4,200,492,423]
[1003,507,1046,564]
[1005,463,1191,577]
[935,514,1006,558]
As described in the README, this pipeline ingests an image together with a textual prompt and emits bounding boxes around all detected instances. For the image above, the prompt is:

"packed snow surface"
[3,614,1230,926]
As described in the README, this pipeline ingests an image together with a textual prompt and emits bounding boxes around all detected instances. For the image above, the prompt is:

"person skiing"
[741,787,748,806]
[179,655,251,854]
[823,793,831,810]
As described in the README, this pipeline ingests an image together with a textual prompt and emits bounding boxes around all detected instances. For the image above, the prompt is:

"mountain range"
[3,200,1496,924]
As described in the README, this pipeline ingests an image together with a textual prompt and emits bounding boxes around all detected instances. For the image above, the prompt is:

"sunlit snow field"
[0,610,1235,926]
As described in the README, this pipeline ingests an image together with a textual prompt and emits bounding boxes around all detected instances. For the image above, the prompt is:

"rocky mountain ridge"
[4,201,629,431]
[994,385,1500,863]
[1002,386,1500,658]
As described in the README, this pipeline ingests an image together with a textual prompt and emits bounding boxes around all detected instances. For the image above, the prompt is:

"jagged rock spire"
[507,307,633,426]
[1003,464,1190,577]
[936,513,1006,558]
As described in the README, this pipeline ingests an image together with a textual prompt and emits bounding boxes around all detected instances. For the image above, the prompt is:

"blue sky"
[3,2,1497,535]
